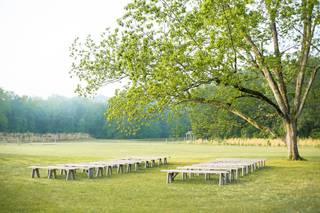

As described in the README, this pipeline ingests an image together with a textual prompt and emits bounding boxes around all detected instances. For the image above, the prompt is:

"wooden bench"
[62,164,106,178]
[95,160,142,174]
[30,165,77,181]
[161,169,230,186]
[125,156,169,168]
[205,161,253,175]
[216,158,266,169]
[195,163,247,176]
[177,165,239,181]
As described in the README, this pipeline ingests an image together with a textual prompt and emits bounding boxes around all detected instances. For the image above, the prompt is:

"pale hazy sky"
[0,0,131,98]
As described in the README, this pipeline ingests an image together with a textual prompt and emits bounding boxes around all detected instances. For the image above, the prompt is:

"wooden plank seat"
[206,161,255,175]
[161,169,230,186]
[30,165,77,181]
[62,163,115,178]
[61,164,99,178]
[214,160,258,171]
[125,156,169,168]
[215,158,265,167]
[177,165,240,181]
[195,163,248,177]
[123,157,153,168]
[216,158,266,168]
[95,160,142,174]
[205,158,266,175]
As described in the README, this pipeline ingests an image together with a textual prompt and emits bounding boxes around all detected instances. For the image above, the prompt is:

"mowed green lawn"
[0,141,319,213]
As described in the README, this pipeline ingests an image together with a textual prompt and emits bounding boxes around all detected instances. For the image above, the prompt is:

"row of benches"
[30,156,168,181]
[161,158,266,186]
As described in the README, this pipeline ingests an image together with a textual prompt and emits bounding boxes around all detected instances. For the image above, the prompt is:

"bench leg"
[230,170,233,182]
[36,168,40,178]
[87,168,94,178]
[219,173,224,186]
[106,166,109,175]
[117,165,124,174]
[126,164,131,173]
[66,170,71,181]
[71,170,75,180]
[48,169,53,179]
[66,169,75,180]
[48,169,56,179]
[108,166,112,175]
[182,172,185,180]
[226,173,230,183]
[167,173,172,183]
[204,173,208,181]
[96,167,102,177]
[189,172,193,178]
[31,168,40,178]
[167,172,177,183]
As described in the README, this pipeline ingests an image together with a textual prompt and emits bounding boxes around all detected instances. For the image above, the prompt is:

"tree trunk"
[284,120,303,160]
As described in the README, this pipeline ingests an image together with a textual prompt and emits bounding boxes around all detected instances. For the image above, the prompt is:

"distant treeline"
[0,84,319,139]
[0,132,91,143]
[0,88,189,139]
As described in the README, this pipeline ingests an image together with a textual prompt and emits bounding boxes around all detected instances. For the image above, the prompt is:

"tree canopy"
[70,0,320,159]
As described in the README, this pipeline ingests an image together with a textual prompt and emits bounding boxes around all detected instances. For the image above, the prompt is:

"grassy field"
[0,140,319,213]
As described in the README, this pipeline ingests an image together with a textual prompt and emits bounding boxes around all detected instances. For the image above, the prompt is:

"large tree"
[70,0,320,160]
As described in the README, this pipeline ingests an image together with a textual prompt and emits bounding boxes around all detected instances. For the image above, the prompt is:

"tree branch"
[178,73,285,118]
[243,33,289,118]
[184,97,277,137]
[234,85,285,118]
[221,1,238,72]
[269,12,290,111]
[293,0,315,115]
[296,65,320,118]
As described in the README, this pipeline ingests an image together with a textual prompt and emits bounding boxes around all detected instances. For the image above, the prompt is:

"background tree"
[0,88,189,139]
[70,0,319,160]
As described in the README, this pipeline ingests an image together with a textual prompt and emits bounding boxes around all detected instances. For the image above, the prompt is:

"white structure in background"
[185,131,195,141]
